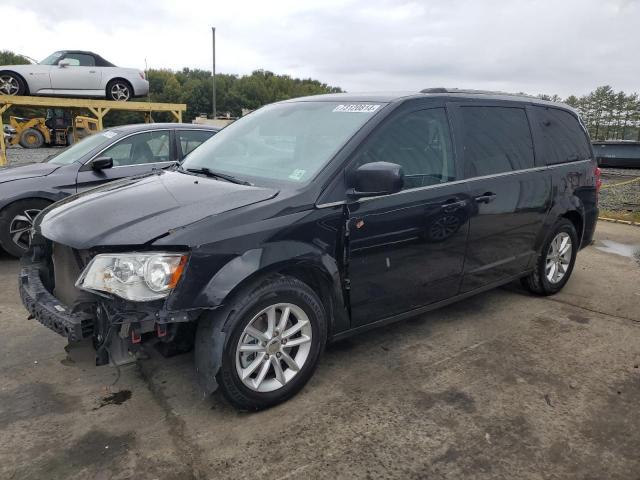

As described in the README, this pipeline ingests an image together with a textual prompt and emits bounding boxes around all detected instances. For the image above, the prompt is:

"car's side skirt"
[330,270,532,342]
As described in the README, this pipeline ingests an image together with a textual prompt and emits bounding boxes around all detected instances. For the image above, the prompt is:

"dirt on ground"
[0,222,639,480]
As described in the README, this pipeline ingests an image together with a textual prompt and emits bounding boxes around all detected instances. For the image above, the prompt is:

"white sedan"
[0,50,149,101]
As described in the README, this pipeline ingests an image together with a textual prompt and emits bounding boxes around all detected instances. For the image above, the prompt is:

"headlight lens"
[76,253,187,301]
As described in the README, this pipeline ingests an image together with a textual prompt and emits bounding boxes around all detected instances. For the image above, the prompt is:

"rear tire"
[521,218,578,295]
[197,275,327,411]
[0,199,51,257]
[106,79,132,101]
[19,128,45,149]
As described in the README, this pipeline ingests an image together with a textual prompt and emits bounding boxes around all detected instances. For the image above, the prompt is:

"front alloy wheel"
[0,74,21,96]
[197,275,327,410]
[236,303,313,392]
[9,208,41,251]
[0,199,51,257]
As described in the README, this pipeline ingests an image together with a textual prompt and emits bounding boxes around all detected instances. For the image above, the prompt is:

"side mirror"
[58,60,70,68]
[348,161,404,198]
[90,157,113,170]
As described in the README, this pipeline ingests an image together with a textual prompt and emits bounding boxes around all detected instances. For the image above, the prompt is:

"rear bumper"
[19,263,93,343]
[582,206,599,249]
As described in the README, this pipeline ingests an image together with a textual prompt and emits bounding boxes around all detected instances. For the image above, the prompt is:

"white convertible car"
[0,50,149,101]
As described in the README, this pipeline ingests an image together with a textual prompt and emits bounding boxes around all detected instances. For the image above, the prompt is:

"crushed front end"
[19,235,200,366]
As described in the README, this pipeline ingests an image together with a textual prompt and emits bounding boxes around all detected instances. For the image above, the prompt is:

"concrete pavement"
[0,221,639,480]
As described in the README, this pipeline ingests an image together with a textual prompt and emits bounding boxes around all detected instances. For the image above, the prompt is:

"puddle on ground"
[596,240,640,265]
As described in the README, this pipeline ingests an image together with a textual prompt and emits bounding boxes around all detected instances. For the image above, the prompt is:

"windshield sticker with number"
[332,104,381,113]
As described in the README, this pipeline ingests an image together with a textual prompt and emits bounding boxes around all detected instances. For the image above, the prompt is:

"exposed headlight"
[76,253,187,302]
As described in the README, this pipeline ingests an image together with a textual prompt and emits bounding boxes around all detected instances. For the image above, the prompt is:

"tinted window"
[351,108,455,189]
[532,107,591,164]
[62,53,95,66]
[178,130,215,157]
[460,107,534,177]
[100,131,171,166]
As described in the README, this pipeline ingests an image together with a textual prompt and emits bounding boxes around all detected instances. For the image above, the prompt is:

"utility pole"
[212,27,216,119]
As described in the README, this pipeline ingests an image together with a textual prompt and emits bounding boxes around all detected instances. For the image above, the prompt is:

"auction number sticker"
[333,104,381,113]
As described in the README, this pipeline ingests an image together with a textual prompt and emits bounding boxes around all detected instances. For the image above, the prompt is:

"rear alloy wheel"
[198,275,327,410]
[19,128,45,149]
[107,80,132,101]
[521,218,578,295]
[0,72,24,96]
[0,199,51,257]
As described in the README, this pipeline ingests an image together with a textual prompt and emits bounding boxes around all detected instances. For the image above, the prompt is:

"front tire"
[197,275,327,411]
[0,199,51,257]
[0,72,26,96]
[521,218,578,295]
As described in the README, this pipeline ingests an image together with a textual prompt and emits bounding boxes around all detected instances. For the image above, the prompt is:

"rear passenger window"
[351,108,455,190]
[532,107,591,164]
[460,107,534,177]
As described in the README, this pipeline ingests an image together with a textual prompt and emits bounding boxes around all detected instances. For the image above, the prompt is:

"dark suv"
[20,90,599,410]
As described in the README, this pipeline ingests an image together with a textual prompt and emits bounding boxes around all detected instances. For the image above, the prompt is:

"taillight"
[595,166,602,191]
[139,71,146,80]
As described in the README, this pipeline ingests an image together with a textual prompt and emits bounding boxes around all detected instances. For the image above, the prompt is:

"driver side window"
[351,108,455,190]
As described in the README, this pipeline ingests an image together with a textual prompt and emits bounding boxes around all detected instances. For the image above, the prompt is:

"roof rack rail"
[419,87,538,99]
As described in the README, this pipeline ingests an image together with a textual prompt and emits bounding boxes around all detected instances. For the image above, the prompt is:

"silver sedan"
[0,50,149,101]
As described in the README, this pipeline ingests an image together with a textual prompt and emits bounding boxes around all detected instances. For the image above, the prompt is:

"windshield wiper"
[183,167,252,186]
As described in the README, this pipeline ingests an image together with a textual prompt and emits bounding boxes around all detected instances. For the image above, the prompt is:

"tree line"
[2,49,638,141]
[537,87,639,141]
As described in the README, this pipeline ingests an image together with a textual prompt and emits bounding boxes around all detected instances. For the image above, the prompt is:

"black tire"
[106,79,133,101]
[521,218,578,296]
[197,275,327,411]
[0,199,51,257]
[0,71,26,96]
[19,128,45,149]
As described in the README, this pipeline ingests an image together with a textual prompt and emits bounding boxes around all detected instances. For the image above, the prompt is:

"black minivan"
[20,90,599,410]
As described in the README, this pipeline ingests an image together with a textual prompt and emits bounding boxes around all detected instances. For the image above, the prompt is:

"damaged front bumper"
[19,263,94,343]
[19,251,201,367]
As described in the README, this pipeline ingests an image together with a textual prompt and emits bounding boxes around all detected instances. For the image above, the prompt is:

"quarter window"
[178,130,215,157]
[99,131,171,166]
[532,107,591,164]
[460,107,534,177]
[351,108,455,189]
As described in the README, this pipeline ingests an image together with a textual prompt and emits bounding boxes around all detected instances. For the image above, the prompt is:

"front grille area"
[52,242,86,306]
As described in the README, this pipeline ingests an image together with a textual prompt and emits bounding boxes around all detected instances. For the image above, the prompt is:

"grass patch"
[600,210,640,223]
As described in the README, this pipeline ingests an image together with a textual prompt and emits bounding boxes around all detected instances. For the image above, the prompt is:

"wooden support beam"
[0,95,187,165]
[0,103,11,166]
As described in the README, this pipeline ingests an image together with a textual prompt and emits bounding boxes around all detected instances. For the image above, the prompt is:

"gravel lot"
[1,221,639,479]
[5,146,63,166]
[600,167,640,214]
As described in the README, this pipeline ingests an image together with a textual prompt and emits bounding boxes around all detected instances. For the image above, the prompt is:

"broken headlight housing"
[76,253,187,301]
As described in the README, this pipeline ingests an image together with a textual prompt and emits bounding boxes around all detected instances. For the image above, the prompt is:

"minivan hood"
[0,162,60,184]
[37,170,279,249]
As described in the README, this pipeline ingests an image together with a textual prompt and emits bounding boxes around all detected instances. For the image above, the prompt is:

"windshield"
[181,101,384,184]
[48,131,118,165]
[39,51,64,65]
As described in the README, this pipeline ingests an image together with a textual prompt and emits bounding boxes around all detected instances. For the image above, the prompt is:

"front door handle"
[475,192,497,204]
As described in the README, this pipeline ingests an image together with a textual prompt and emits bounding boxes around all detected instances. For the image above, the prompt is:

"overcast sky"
[1,0,638,98]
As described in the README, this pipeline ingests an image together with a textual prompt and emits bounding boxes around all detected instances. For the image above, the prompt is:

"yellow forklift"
[7,109,99,149]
